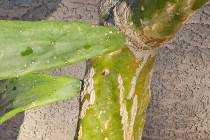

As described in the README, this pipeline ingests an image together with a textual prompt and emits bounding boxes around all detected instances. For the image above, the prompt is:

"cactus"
[0,20,124,124]
[0,20,124,80]
[78,0,207,140]
[0,74,81,124]
[79,47,155,140]
[109,0,207,49]
[0,0,207,138]
[130,0,207,45]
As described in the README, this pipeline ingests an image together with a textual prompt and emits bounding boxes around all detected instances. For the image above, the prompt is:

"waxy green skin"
[0,74,80,124]
[79,48,155,140]
[0,0,206,136]
[0,20,125,125]
[79,0,207,140]
[0,20,124,80]
[131,0,207,43]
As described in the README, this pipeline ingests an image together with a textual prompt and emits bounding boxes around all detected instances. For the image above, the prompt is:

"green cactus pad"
[0,74,80,124]
[0,20,124,80]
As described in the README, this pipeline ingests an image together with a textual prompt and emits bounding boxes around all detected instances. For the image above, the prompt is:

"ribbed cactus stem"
[79,48,155,140]
[80,0,207,139]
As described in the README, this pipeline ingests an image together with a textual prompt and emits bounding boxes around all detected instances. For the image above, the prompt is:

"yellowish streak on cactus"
[80,68,96,118]
[78,126,83,139]
[104,117,111,129]
[118,74,139,140]
[127,54,150,100]
[118,74,129,140]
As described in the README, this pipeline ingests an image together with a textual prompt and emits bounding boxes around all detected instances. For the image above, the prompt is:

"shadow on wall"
[0,113,24,140]
[0,0,61,139]
[0,0,61,20]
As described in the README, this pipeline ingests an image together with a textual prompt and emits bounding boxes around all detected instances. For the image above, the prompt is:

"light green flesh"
[0,20,124,80]
[79,48,155,140]
[0,74,81,124]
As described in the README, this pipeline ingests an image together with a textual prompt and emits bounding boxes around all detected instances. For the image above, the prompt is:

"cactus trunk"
[79,47,155,140]
[79,0,207,140]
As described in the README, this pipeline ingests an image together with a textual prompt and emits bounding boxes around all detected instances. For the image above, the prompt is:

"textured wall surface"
[0,0,210,140]
[142,2,210,140]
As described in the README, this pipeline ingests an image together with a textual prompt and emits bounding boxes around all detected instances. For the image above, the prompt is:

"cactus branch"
[79,47,155,140]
